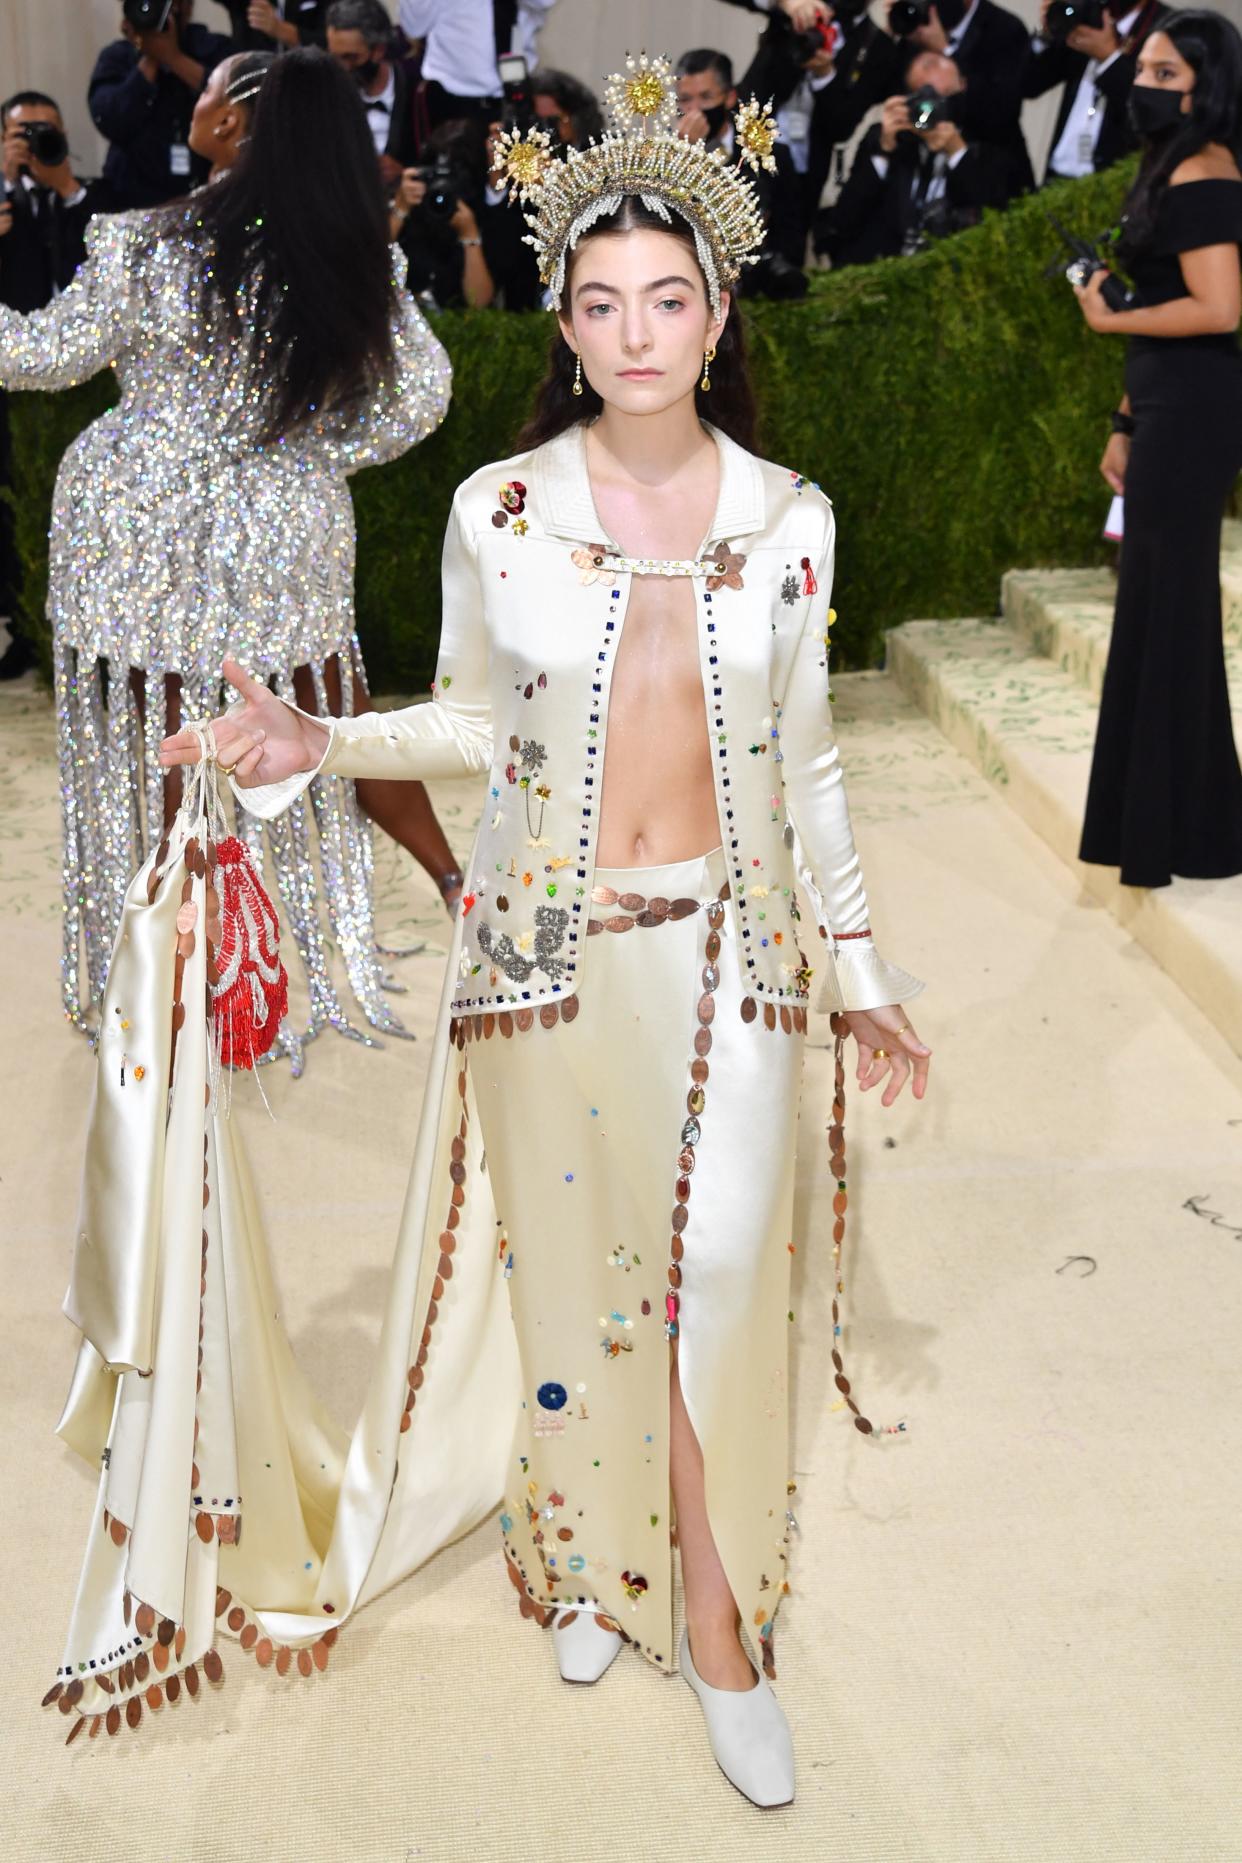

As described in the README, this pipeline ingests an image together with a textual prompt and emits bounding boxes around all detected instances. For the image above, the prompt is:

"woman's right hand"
[1100,432,1129,495]
[158,655,328,788]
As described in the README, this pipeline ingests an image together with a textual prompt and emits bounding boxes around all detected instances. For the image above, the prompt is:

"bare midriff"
[596,570,720,867]
[590,421,722,869]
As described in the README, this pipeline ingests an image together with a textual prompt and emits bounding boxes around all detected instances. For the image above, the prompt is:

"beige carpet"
[2,668,1239,1862]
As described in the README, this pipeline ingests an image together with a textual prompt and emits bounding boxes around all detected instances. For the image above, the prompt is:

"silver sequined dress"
[0,206,452,1063]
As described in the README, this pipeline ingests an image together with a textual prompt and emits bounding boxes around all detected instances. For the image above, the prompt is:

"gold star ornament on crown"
[492,52,780,318]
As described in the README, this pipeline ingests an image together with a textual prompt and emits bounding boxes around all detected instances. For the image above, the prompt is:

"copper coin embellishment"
[176,901,198,934]
[704,931,721,962]
[741,997,757,1023]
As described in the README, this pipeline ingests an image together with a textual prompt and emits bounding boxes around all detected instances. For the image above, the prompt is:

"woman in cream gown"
[46,68,931,1808]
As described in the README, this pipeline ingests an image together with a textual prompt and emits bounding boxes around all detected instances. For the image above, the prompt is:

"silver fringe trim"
[56,648,408,1069]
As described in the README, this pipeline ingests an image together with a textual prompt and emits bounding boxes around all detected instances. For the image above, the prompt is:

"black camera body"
[414,153,468,221]
[1047,212,1134,309]
[1045,0,1107,40]
[905,84,954,131]
[15,121,69,168]
[498,51,536,137]
[123,0,174,32]
[788,16,838,61]
[889,0,935,37]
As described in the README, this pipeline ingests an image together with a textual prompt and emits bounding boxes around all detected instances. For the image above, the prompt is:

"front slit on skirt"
[468,847,805,1676]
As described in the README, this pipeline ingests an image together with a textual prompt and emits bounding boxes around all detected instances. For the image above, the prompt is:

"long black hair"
[173,47,397,443]
[514,196,757,453]
[1119,10,1242,256]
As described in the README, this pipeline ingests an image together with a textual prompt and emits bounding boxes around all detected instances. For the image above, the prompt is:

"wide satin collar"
[530,419,767,552]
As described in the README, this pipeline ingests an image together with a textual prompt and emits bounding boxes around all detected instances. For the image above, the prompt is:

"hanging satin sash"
[45,737,521,1743]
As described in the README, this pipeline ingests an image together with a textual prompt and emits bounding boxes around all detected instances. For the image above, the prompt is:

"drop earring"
[572,352,583,397]
[700,344,716,392]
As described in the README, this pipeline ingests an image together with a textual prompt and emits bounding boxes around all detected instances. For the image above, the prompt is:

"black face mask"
[1127,84,1187,138]
[352,57,381,89]
[704,102,730,136]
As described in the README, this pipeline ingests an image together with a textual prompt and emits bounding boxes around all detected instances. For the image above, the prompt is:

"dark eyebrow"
[573,275,698,299]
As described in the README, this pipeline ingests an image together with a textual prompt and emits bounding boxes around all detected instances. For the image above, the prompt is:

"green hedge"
[7,164,1135,690]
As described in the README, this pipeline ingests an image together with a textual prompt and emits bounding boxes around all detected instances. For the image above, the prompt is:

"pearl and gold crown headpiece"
[493,53,779,318]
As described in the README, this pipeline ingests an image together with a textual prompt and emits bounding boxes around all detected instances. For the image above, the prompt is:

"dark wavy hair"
[171,48,397,444]
[1118,10,1242,257]
[514,196,757,453]
[530,67,605,146]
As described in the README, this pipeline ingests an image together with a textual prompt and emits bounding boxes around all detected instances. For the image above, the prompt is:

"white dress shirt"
[364,65,396,155]
[1047,5,1140,178]
[398,0,555,98]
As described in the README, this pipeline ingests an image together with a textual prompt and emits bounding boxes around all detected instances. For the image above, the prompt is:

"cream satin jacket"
[241,421,922,1018]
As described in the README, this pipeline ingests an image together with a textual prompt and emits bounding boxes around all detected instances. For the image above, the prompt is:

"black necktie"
[493,0,518,63]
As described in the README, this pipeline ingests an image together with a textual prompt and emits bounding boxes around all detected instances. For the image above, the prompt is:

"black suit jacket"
[89,29,233,208]
[820,118,1015,266]
[380,60,422,170]
[1023,0,1168,181]
[0,181,104,312]
[210,0,327,48]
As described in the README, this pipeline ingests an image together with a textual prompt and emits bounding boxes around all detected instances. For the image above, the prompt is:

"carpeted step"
[886,616,1242,1056]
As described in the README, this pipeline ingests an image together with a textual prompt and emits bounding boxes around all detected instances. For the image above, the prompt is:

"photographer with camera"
[210,2,328,51]
[0,92,104,679]
[327,0,418,184]
[531,68,604,148]
[878,0,1035,191]
[391,119,495,307]
[675,48,809,291]
[725,1,898,230]
[1066,11,1242,888]
[820,47,1017,264]
[89,1,233,209]
[1024,0,1167,180]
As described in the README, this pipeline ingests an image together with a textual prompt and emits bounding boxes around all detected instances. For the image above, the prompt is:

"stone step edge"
[998,589,1242,731]
[1002,561,1242,649]
[885,621,1242,1059]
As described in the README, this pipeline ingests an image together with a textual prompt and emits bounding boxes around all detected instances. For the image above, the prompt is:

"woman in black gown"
[1075,10,1242,889]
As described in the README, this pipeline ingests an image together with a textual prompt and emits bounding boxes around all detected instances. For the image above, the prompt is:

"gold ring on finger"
[217,757,238,775]
[872,1048,890,1060]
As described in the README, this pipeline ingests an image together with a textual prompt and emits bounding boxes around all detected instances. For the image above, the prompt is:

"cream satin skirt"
[470,847,805,1673]
[46,829,811,1743]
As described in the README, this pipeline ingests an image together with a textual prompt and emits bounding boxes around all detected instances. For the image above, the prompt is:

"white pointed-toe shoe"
[553,1608,624,1683]
[679,1626,795,1807]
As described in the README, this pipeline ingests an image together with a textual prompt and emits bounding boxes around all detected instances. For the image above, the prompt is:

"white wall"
[5,0,1242,200]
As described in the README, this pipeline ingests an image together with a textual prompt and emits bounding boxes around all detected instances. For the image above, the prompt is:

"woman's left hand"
[843,1005,932,1107]
[1074,268,1119,331]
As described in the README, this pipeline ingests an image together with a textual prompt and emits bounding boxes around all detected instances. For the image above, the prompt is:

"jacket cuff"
[228,700,336,820]
[812,936,925,1015]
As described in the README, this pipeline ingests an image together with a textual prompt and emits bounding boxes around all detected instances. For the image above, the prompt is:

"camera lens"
[889,0,931,35]
[24,122,69,167]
